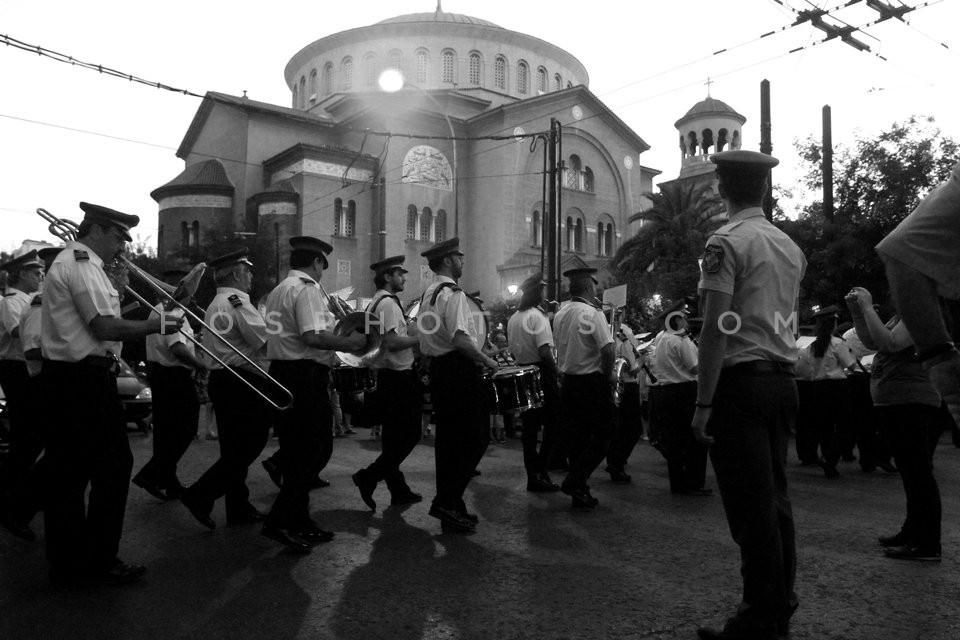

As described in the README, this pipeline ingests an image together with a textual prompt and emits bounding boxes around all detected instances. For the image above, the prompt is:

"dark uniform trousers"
[7,370,50,524]
[137,364,199,489]
[189,367,272,519]
[361,368,420,495]
[556,372,616,489]
[43,360,132,577]
[878,403,942,549]
[266,360,332,529]
[647,385,667,459]
[518,363,560,477]
[606,381,642,470]
[845,371,890,468]
[0,360,31,494]
[430,352,489,512]
[658,381,709,492]
[708,367,798,632]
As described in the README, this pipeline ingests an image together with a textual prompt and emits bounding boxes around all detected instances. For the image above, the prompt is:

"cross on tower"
[704,77,714,97]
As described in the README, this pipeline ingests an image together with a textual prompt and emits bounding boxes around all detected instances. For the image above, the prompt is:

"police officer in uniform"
[179,250,272,530]
[0,250,43,539]
[691,151,806,640]
[506,273,561,492]
[552,267,616,509]
[133,269,207,501]
[351,255,424,511]
[42,202,184,587]
[418,238,499,532]
[262,236,365,552]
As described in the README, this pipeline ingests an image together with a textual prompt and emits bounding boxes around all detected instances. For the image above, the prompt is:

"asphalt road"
[1,427,958,640]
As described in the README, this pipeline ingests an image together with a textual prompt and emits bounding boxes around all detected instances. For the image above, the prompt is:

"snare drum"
[485,365,544,414]
[332,366,375,395]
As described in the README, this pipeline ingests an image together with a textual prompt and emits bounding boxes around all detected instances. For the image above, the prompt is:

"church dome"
[375,12,502,28]
[675,96,745,129]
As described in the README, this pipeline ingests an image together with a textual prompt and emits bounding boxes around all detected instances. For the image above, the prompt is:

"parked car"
[118,359,153,432]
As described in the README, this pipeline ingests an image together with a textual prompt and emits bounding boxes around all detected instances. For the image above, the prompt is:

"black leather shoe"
[179,492,215,530]
[877,461,899,474]
[293,527,335,545]
[261,526,311,554]
[697,622,777,640]
[441,520,477,533]
[470,469,481,477]
[0,510,36,541]
[310,476,330,489]
[390,492,423,506]
[561,483,598,508]
[878,530,909,547]
[132,474,174,501]
[262,458,283,488]
[605,466,632,484]
[226,509,266,526]
[428,504,476,531]
[884,544,941,561]
[352,471,377,511]
[677,487,714,497]
[85,560,147,586]
[459,509,479,523]
[526,474,561,492]
[163,482,185,500]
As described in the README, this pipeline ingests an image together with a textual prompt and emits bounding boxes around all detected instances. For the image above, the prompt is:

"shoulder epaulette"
[2,293,14,297]
[300,277,316,285]
[31,295,42,306]
[228,294,243,308]
[430,282,462,306]
[74,250,89,262]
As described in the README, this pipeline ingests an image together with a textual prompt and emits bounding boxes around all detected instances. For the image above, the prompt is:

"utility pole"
[823,105,834,222]
[760,79,774,221]
[546,118,559,302]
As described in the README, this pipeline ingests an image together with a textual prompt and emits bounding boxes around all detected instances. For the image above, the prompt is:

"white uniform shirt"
[507,307,554,365]
[19,296,43,377]
[553,298,614,375]
[204,287,267,370]
[698,208,807,367]
[41,241,122,362]
[0,287,32,361]
[145,303,195,369]
[264,270,336,365]
[417,276,476,357]
[653,330,698,385]
[365,289,414,371]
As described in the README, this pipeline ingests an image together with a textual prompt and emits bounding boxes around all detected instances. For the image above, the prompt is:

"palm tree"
[611,180,722,310]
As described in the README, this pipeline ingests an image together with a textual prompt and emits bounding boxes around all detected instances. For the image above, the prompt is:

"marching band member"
[506,273,561,492]
[604,325,642,483]
[552,267,616,510]
[42,203,183,587]
[692,151,805,640]
[418,238,498,533]
[0,250,43,539]
[133,269,207,501]
[262,236,365,552]
[351,255,423,511]
[179,250,271,530]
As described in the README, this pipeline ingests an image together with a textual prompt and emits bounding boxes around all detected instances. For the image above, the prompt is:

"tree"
[610,180,721,325]
[783,116,958,315]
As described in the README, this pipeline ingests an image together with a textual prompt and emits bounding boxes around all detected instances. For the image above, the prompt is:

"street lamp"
[378,69,459,237]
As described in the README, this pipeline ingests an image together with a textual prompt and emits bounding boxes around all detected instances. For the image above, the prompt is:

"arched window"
[687,131,698,155]
[597,222,606,255]
[406,205,418,239]
[292,84,299,109]
[566,81,573,89]
[345,200,356,237]
[566,154,582,189]
[388,49,403,72]
[299,76,306,108]
[180,222,188,249]
[532,210,542,247]
[363,53,377,87]
[308,69,317,101]
[469,52,481,85]
[583,167,594,192]
[717,128,729,152]
[420,206,433,242]
[334,198,343,236]
[341,56,353,91]
[732,130,741,149]
[605,221,614,254]
[537,67,547,94]
[494,56,507,90]
[435,209,447,242]
[322,63,333,96]
[574,218,583,252]
[565,216,573,250]
[517,61,529,94]
[701,128,715,154]
[554,73,562,92]
[190,221,200,247]
[415,49,429,83]
[441,50,455,84]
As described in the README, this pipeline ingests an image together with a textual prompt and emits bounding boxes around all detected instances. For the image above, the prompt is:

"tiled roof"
[150,159,233,201]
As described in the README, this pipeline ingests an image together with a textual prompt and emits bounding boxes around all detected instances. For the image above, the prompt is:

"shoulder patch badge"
[701,244,725,274]
[74,250,89,262]
[228,294,243,308]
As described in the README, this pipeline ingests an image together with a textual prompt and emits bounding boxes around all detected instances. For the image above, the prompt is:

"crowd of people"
[0,152,958,640]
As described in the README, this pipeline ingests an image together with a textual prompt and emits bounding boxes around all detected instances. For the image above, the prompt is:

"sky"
[2,0,958,253]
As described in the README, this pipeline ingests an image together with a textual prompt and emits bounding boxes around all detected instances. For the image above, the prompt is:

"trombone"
[36,207,294,411]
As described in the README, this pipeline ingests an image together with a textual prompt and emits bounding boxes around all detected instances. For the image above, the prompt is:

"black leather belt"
[723,360,795,376]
